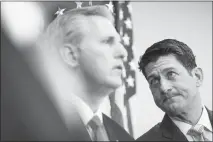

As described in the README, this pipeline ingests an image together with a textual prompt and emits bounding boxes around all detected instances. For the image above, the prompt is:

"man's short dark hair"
[138,39,197,78]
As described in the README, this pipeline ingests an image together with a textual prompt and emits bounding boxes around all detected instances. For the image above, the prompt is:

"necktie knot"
[88,115,102,130]
[187,124,204,136]
[187,124,211,141]
[87,115,109,141]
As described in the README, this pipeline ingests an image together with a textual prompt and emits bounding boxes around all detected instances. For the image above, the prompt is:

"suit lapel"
[102,113,134,141]
[205,107,213,127]
[172,127,189,141]
[161,114,188,141]
[102,113,118,141]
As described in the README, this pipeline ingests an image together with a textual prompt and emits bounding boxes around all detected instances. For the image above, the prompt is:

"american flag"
[45,0,136,136]
[113,1,136,136]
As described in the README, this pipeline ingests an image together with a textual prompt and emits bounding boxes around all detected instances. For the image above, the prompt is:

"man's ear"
[59,44,80,67]
[191,67,203,87]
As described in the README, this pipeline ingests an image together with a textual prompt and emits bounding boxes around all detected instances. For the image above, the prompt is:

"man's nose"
[114,42,128,61]
[160,78,172,95]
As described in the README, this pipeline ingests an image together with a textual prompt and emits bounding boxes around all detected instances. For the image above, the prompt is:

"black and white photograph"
[1,1,212,141]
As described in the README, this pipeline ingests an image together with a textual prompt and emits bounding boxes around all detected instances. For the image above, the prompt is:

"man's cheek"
[152,91,161,103]
[151,87,158,94]
[173,82,188,92]
[172,82,186,91]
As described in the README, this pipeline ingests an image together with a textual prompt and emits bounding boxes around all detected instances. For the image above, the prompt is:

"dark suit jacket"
[69,109,134,141]
[136,108,213,141]
[104,113,134,141]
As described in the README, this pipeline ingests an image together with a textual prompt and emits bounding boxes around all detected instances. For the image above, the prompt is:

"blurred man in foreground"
[137,39,212,141]
[1,28,76,141]
[36,5,133,141]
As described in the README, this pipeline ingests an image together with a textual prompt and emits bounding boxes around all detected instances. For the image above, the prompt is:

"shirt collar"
[197,105,212,132]
[71,94,104,125]
[170,117,192,136]
[170,105,212,135]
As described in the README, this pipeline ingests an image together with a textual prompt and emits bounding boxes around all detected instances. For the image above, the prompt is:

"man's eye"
[150,79,159,86]
[103,39,112,44]
[167,71,177,79]
[102,38,114,45]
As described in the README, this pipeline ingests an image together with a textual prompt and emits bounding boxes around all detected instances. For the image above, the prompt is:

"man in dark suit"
[35,5,134,141]
[137,39,212,141]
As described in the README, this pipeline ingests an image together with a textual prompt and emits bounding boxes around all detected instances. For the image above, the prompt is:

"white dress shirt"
[170,106,212,141]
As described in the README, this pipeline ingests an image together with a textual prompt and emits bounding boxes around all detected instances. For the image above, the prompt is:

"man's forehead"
[85,16,119,38]
[145,55,182,76]
[87,16,112,29]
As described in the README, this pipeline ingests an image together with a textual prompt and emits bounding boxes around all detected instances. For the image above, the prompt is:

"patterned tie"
[87,115,109,141]
[187,124,210,141]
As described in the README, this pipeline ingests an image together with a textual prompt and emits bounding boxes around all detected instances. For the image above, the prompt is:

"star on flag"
[75,1,83,8]
[128,60,137,71]
[124,18,132,29]
[105,1,114,13]
[126,75,134,88]
[55,7,66,16]
[122,33,130,46]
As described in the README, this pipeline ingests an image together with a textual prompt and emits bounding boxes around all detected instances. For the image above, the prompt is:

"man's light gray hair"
[37,5,114,52]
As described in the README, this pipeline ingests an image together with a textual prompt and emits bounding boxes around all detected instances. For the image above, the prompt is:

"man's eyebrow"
[147,74,155,81]
[101,34,121,42]
[162,67,177,72]
[101,36,115,43]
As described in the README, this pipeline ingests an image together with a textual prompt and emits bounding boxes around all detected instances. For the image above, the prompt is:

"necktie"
[109,93,124,128]
[87,115,109,141]
[187,124,210,141]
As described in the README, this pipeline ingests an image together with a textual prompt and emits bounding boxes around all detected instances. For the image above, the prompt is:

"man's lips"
[163,95,177,103]
[113,65,123,70]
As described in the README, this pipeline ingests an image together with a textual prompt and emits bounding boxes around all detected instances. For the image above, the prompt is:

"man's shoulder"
[102,113,134,141]
[205,106,213,123]
[206,106,212,114]
[136,122,163,141]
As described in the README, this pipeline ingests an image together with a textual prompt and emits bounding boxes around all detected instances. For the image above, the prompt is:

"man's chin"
[106,79,123,90]
[163,105,183,117]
